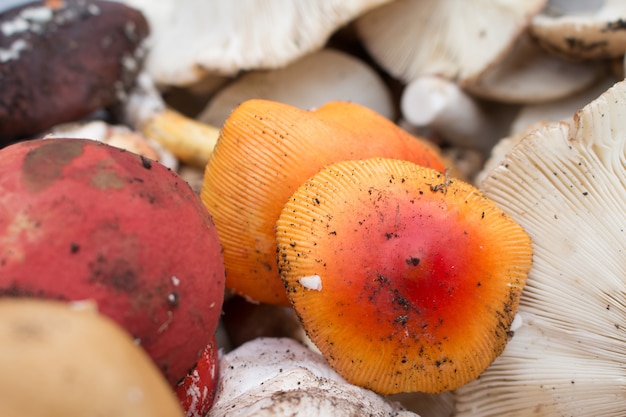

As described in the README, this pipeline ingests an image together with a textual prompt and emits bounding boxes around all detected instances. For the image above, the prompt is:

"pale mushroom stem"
[123,72,220,168]
[400,76,496,152]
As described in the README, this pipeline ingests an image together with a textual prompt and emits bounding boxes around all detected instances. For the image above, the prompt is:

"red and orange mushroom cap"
[276,157,532,394]
[201,99,447,305]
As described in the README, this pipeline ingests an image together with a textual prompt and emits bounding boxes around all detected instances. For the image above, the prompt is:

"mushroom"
[0,0,149,143]
[275,157,533,394]
[122,0,393,86]
[123,72,221,168]
[529,0,626,60]
[0,138,226,386]
[198,48,396,127]
[400,75,499,152]
[461,33,608,103]
[208,337,418,417]
[201,99,448,305]
[454,79,626,416]
[475,75,617,184]
[0,298,184,417]
[354,0,547,84]
[175,336,220,417]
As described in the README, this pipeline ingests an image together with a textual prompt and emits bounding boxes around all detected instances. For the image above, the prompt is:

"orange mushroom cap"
[276,158,532,394]
[201,99,447,305]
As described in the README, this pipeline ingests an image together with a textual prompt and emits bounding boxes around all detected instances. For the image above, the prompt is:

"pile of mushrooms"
[2,0,626,416]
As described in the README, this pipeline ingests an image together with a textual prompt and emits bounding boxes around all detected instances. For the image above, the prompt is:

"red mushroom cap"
[276,158,532,394]
[0,138,225,385]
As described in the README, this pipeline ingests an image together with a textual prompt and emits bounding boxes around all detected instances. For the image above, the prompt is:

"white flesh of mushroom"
[209,337,418,417]
[455,80,626,416]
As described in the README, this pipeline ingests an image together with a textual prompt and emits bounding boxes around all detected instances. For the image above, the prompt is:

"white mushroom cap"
[455,79,626,416]
[198,48,395,127]
[530,0,626,59]
[123,0,393,86]
[354,0,546,83]
[209,337,418,417]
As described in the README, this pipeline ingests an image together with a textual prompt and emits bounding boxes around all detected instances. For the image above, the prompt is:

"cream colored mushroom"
[0,299,184,417]
[509,74,618,135]
[455,79,626,416]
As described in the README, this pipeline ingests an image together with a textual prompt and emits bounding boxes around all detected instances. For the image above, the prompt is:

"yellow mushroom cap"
[276,158,532,394]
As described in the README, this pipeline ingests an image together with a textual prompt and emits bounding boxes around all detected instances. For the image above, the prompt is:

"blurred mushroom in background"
[122,0,394,87]
[198,48,396,127]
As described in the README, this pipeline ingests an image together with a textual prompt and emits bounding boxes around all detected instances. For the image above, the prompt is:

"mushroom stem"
[400,76,496,152]
[124,72,220,168]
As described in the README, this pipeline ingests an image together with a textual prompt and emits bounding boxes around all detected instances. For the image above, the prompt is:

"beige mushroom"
[455,79,626,416]
[198,48,395,127]
[0,298,184,417]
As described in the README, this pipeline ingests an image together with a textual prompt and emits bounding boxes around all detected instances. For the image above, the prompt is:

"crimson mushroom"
[276,157,532,394]
[201,99,448,305]
[0,138,225,386]
[175,336,220,417]
[0,0,149,143]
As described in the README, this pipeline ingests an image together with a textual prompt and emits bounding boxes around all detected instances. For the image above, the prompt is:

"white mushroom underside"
[355,0,547,83]
[456,80,626,416]
[208,338,416,417]
[123,0,393,85]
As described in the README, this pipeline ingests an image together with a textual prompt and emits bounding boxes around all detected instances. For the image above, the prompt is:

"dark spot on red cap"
[22,140,84,192]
